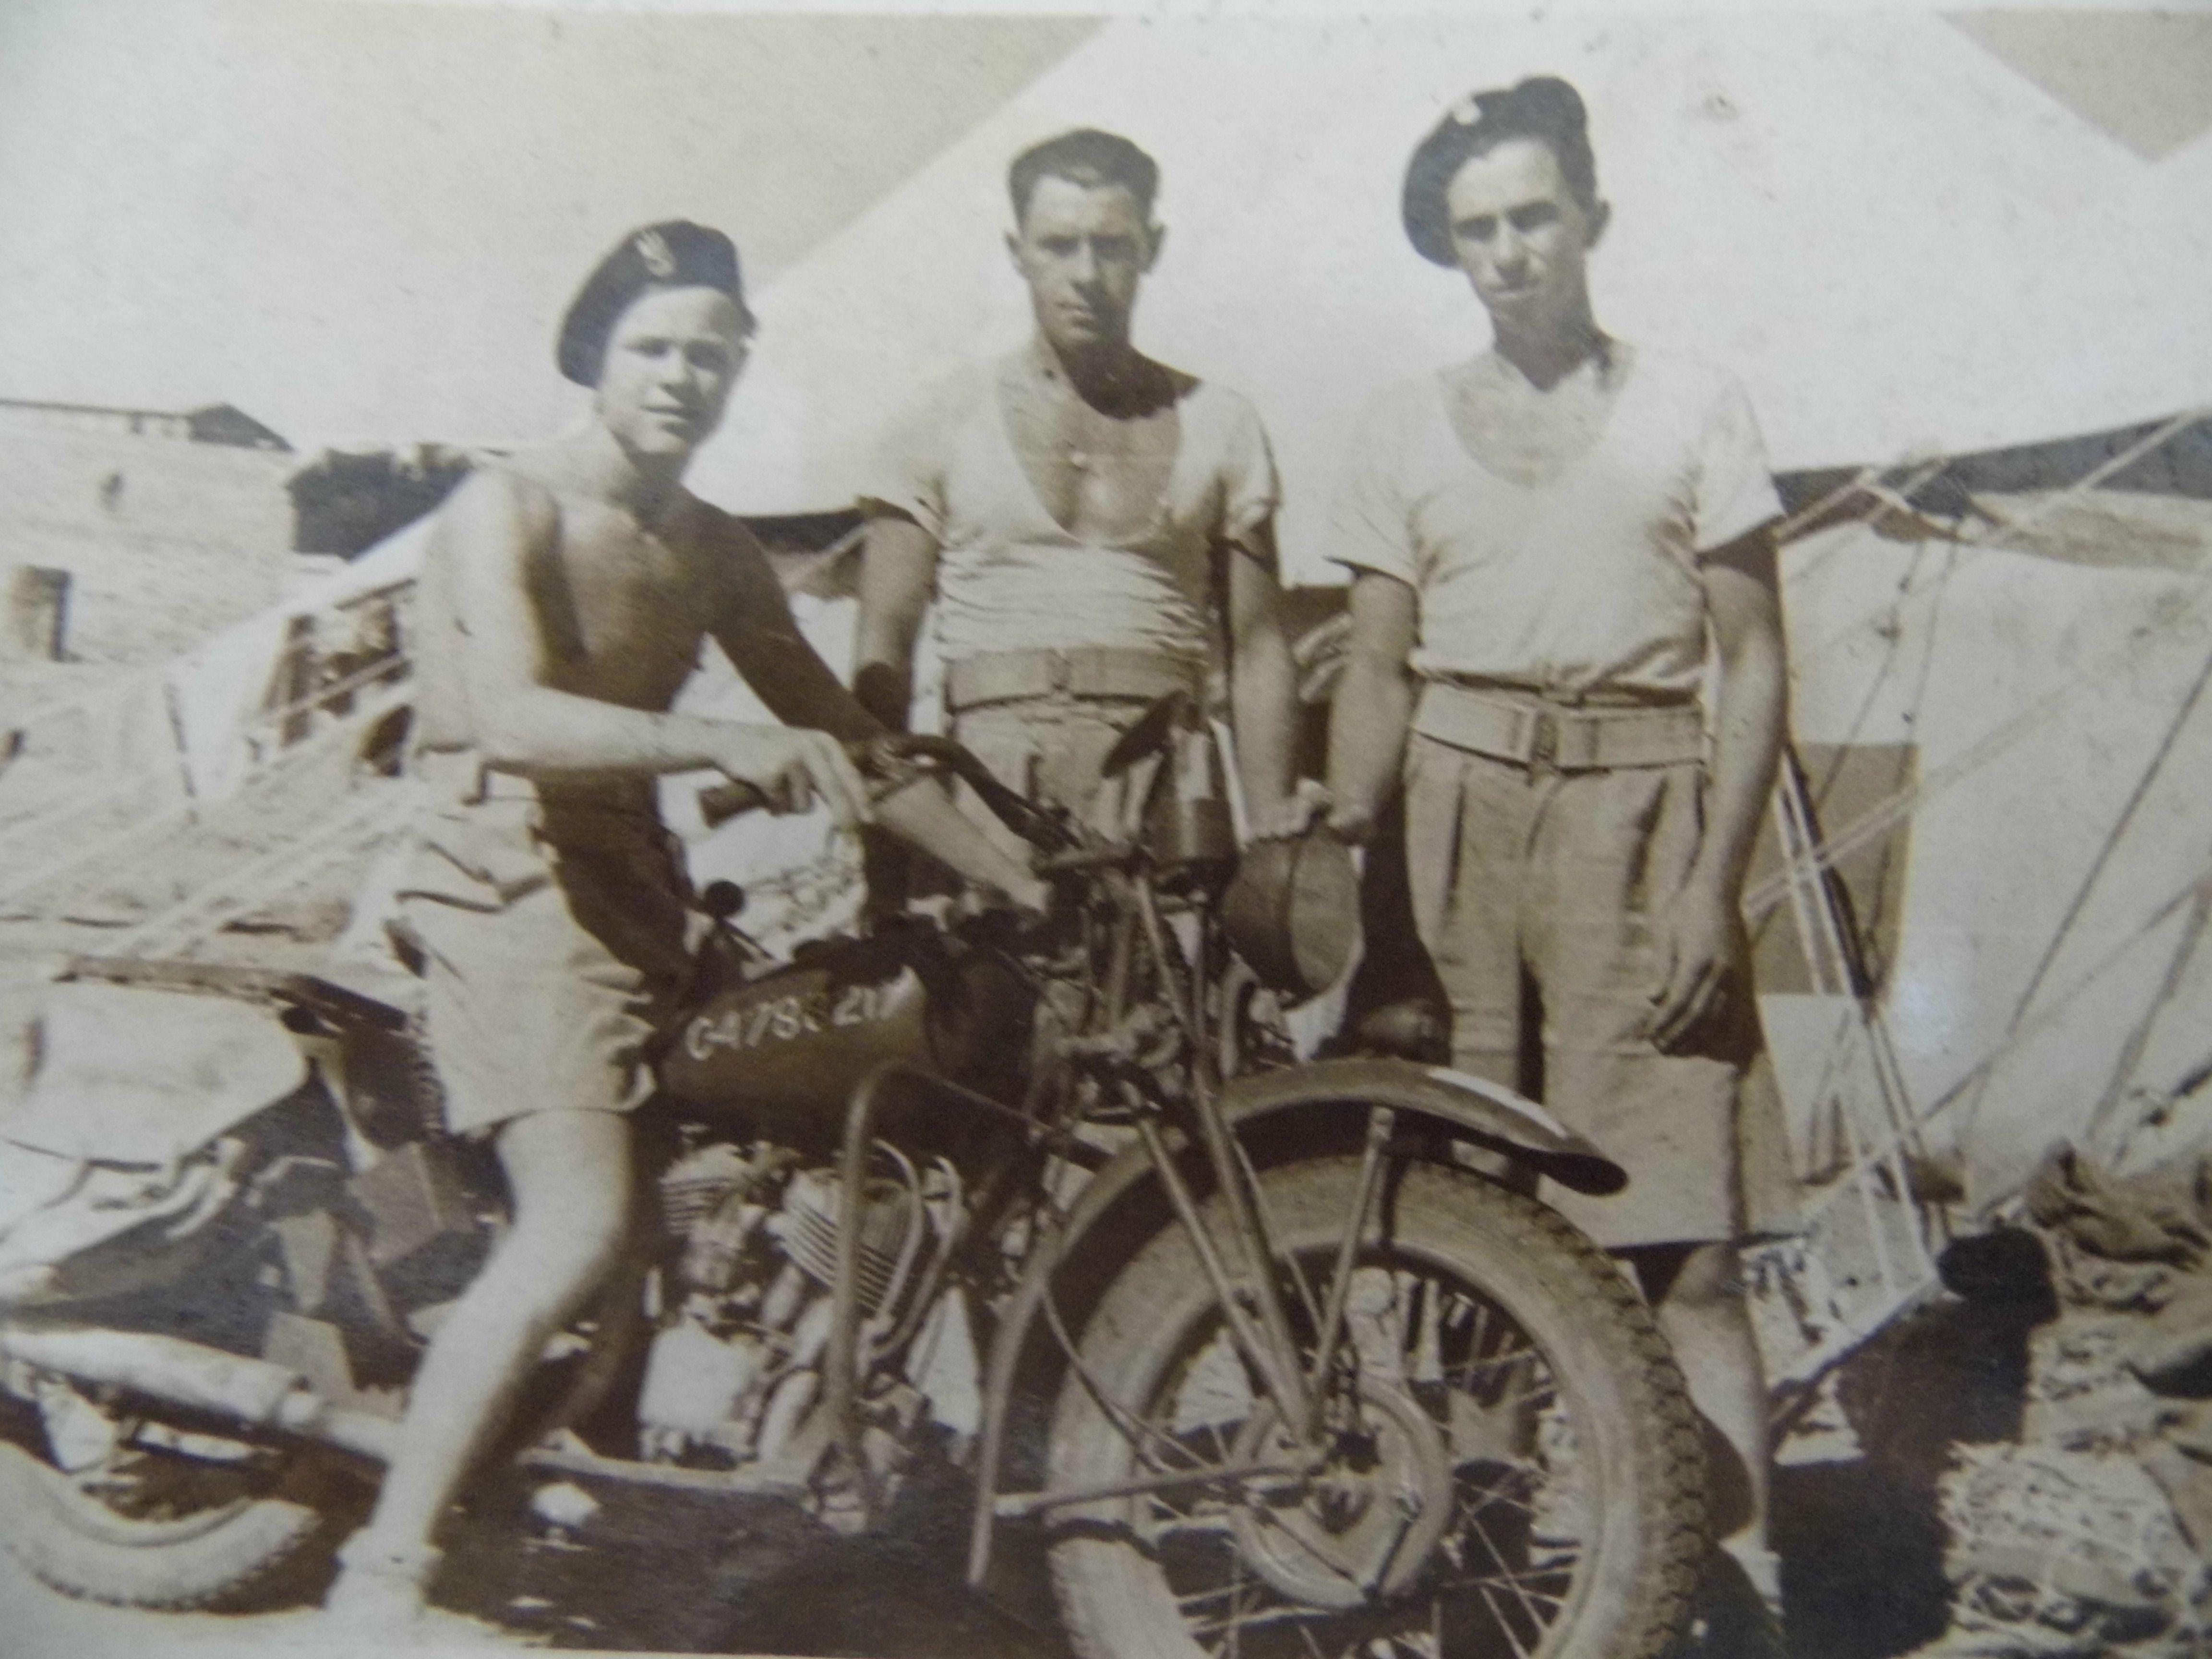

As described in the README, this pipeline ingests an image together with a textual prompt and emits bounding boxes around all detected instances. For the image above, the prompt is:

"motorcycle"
[0,717,1708,1659]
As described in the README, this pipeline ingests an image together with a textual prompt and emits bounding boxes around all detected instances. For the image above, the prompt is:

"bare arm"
[709,529,884,750]
[1649,527,1789,1046]
[708,531,1046,912]
[1695,531,1789,901]
[872,781,1047,913]
[1223,525,1303,837]
[1323,572,1420,843]
[851,512,942,731]
[428,471,849,806]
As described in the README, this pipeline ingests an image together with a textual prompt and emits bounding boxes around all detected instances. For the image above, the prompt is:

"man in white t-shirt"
[852,128,1303,854]
[1325,79,1792,1623]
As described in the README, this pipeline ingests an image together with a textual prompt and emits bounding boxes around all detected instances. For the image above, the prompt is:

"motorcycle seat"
[61,956,410,1034]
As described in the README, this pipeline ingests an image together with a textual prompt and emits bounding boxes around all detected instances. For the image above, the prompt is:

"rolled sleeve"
[1327,388,1422,588]
[1692,375,1784,557]
[855,383,957,542]
[1217,394,1282,563]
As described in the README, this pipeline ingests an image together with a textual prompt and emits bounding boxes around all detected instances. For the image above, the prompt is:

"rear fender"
[965,1056,1622,1579]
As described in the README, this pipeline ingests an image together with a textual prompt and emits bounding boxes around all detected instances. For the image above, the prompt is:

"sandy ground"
[0,1453,1072,1659]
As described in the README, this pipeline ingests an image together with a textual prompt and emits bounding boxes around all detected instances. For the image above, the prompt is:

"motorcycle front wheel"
[1046,1155,1707,1659]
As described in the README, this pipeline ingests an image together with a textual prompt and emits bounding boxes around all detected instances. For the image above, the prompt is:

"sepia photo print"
[3,5,2212,1657]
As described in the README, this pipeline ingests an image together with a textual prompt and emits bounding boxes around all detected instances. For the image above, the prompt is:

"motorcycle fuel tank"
[657,932,1031,1148]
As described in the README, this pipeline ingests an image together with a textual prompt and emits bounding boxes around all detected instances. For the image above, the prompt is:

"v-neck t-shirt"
[859,358,1279,666]
[1330,346,1782,700]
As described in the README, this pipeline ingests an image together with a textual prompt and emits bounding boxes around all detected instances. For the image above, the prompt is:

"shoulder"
[431,460,560,550]
[687,496,763,546]
[1622,343,1757,420]
[870,361,997,486]
[1174,375,1272,453]
[1175,374,1258,426]
[685,499,776,585]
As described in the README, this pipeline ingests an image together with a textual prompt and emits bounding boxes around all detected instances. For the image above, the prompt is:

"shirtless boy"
[853,129,1305,849]
[327,221,1046,1628]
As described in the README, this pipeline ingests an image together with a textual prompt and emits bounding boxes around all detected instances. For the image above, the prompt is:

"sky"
[0,1,1096,446]
[4,0,2210,510]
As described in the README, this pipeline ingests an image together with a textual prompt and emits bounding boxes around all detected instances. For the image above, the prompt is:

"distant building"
[0,397,289,451]
[0,398,296,664]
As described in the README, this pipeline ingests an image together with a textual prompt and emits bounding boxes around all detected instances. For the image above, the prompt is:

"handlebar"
[695,733,1081,855]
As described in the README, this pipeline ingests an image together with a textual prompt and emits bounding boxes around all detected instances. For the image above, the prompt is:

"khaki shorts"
[949,691,1158,865]
[1402,736,1764,1249]
[391,790,692,1138]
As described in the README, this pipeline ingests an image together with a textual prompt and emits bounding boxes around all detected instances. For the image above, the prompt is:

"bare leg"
[1648,1242,1777,1603]
[330,1109,633,1612]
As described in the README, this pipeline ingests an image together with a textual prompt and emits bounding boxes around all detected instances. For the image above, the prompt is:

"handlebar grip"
[697,779,770,829]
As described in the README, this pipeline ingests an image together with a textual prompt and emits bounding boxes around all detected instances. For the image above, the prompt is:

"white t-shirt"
[1330,346,1782,699]
[860,359,1279,666]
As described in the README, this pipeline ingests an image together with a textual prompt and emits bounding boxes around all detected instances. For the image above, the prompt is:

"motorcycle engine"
[638,1135,949,1469]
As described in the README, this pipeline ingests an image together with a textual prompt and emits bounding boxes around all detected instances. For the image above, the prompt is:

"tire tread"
[1047,1157,1709,1659]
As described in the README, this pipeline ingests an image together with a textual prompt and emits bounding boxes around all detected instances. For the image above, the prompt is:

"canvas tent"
[11,10,2212,1380]
[684,11,2212,564]
[676,8,2212,1197]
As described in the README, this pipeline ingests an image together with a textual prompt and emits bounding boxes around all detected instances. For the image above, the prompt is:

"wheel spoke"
[1452,1465,1538,1520]
[1459,1503,1574,1635]
[1069,1172,1651,1659]
[1472,1581,1541,1659]
[1190,1601,1340,1642]
[1438,1572,1570,1609]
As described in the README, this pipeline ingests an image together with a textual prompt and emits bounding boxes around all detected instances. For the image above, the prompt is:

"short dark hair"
[1401,76,1599,267]
[1008,128,1160,226]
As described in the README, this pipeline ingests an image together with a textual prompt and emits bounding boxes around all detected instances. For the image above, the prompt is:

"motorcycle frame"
[777,830,1623,1586]
[13,754,1622,1589]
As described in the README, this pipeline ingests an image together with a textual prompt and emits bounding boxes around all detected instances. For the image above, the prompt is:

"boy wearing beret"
[1325,82,1792,1623]
[327,222,1046,1629]
[852,129,1307,854]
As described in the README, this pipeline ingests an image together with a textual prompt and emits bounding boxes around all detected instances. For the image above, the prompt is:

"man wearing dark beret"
[851,129,1307,860]
[1326,79,1793,1630]
[325,220,1047,1630]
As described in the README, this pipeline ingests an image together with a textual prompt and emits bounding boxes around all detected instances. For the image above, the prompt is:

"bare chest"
[998,373,1182,544]
[532,502,715,708]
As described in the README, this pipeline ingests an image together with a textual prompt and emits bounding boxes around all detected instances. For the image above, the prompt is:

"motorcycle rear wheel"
[1046,1155,1707,1659]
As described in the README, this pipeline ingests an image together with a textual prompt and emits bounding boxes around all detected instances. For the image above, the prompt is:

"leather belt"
[944,647,1205,713]
[1411,681,1705,772]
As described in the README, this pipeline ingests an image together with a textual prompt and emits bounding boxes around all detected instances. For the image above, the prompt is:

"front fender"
[1004,1056,1620,1379]
[1214,1057,1623,1196]
[965,1056,1623,1581]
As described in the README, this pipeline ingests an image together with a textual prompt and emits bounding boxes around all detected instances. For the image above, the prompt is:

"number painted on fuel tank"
[684,979,897,1060]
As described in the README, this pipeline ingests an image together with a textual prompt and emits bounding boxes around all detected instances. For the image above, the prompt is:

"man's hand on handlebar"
[696,728,1053,917]
[708,727,872,832]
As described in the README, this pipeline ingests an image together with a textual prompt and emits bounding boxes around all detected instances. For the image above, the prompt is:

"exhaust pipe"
[0,1323,397,1463]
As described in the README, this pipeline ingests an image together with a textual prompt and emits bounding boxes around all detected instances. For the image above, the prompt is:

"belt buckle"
[1046,649,1073,693]
[1528,709,1558,771]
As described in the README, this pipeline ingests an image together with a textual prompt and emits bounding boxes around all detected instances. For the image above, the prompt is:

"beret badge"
[633,229,678,280]
[555,219,747,387]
